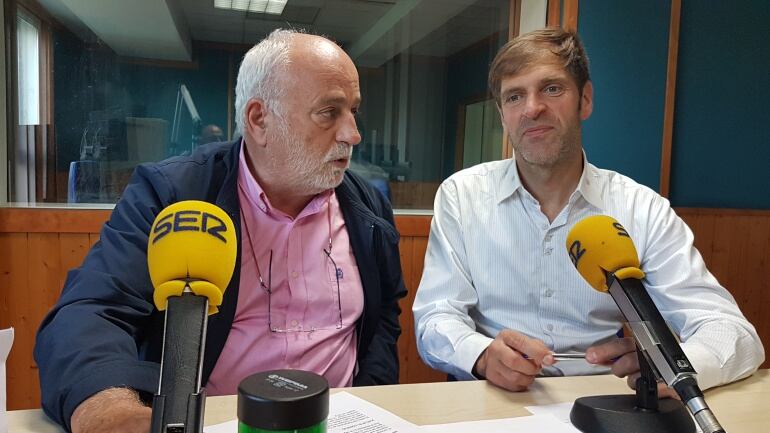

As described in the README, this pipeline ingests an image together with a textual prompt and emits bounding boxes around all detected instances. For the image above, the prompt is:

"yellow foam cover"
[147,200,237,314]
[565,215,645,292]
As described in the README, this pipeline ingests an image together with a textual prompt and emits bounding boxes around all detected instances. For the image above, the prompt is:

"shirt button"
[546,324,554,332]
[544,289,554,297]
[544,234,552,242]
[544,248,553,256]
[291,320,299,327]
[291,271,298,278]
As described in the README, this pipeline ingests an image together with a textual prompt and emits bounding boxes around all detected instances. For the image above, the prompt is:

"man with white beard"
[35,29,406,433]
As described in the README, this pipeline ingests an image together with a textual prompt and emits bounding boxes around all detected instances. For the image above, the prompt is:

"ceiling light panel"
[214,0,287,15]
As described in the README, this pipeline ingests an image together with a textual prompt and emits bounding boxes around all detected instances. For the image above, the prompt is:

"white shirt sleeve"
[413,180,493,379]
[635,194,765,390]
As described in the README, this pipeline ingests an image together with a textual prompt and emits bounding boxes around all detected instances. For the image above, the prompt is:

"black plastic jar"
[238,370,329,433]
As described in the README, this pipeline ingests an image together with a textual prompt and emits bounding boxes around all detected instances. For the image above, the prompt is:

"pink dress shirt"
[206,143,364,395]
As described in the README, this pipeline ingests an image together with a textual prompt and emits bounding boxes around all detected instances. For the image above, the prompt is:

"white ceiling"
[39,0,510,66]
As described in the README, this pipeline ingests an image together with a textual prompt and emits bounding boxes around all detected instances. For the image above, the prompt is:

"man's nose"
[523,94,547,119]
[337,112,362,146]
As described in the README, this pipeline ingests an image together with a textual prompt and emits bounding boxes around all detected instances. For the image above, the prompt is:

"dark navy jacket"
[34,140,407,430]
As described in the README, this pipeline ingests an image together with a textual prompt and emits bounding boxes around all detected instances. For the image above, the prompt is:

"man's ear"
[579,81,594,121]
[245,98,269,147]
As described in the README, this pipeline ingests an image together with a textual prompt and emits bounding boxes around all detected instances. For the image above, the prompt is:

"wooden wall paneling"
[722,215,770,367]
[738,217,769,320]
[2,208,768,411]
[58,233,91,290]
[397,236,414,383]
[2,233,31,410]
[0,208,111,233]
[709,214,734,291]
[395,215,432,237]
[397,235,445,384]
[0,234,28,325]
[88,232,100,248]
[679,210,770,369]
[19,234,62,409]
[744,217,770,365]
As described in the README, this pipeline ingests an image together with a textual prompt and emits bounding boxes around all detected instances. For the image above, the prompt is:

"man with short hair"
[36,29,406,433]
[413,28,763,395]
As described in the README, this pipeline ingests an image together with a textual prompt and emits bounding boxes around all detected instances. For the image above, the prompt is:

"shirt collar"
[495,152,605,209]
[496,159,524,204]
[575,154,605,210]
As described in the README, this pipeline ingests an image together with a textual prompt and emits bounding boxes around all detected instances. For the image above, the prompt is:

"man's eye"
[507,94,521,103]
[545,85,563,94]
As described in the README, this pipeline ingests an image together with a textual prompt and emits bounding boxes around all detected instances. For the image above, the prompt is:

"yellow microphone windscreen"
[148,200,237,314]
[566,215,644,292]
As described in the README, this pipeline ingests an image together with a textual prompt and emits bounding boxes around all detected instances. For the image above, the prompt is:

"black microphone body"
[607,274,725,433]
[151,289,208,433]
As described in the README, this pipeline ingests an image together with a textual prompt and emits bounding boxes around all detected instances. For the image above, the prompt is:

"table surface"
[9,369,770,432]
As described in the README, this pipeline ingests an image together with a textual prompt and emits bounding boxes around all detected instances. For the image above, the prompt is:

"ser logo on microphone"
[569,240,586,267]
[613,222,630,238]
[151,210,228,244]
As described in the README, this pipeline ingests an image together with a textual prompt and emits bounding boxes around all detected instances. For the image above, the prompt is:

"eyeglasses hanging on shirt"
[255,247,343,333]
[243,196,344,333]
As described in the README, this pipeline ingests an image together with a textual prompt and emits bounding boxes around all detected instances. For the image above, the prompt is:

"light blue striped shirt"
[413,158,764,390]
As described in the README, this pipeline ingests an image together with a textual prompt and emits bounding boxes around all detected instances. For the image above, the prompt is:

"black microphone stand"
[150,289,208,433]
[570,347,697,433]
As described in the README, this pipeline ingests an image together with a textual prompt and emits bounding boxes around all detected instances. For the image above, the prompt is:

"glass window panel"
[5,0,513,209]
[17,13,39,126]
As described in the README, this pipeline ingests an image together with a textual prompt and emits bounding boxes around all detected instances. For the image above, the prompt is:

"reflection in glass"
[8,0,512,208]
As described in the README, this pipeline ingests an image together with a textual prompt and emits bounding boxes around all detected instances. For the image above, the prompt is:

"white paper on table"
[525,401,575,424]
[419,414,580,433]
[205,391,419,433]
[0,328,15,433]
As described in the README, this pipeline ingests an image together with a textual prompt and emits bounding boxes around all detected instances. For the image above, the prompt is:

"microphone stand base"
[570,395,696,433]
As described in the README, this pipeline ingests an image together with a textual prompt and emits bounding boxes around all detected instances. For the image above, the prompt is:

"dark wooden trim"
[659,0,681,198]
[395,215,432,237]
[563,0,579,32]
[500,0,521,160]
[16,0,57,28]
[509,0,522,40]
[547,0,562,27]
[502,132,512,159]
[0,208,112,233]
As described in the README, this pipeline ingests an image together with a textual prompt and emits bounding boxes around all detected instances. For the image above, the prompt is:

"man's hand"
[586,337,679,399]
[71,388,152,433]
[473,329,554,392]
